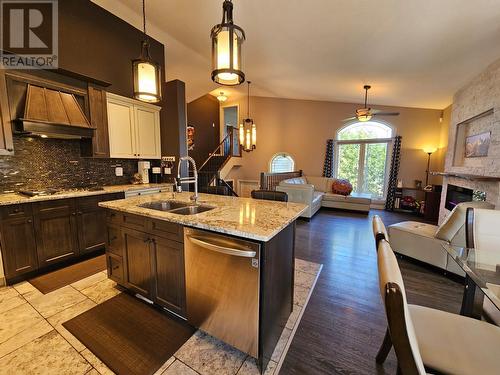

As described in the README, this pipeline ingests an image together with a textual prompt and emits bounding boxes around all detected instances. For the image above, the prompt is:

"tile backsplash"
[0,136,142,192]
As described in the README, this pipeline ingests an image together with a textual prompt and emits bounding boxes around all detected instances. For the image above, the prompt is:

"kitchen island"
[99,192,306,372]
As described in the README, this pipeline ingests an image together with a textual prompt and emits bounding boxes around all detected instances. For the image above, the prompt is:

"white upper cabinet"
[106,93,161,159]
[135,106,161,159]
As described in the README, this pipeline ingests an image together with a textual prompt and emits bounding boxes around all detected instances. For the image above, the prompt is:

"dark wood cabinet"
[0,193,125,281]
[0,216,38,277]
[106,212,186,316]
[122,227,154,298]
[87,85,110,157]
[152,236,186,315]
[0,70,14,155]
[76,194,122,254]
[107,252,124,284]
[33,199,79,266]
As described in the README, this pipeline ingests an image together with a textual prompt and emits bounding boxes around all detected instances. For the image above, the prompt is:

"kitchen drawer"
[33,199,75,216]
[107,252,124,284]
[78,193,124,212]
[106,225,122,255]
[121,213,146,231]
[106,210,120,224]
[0,203,33,219]
[148,219,183,243]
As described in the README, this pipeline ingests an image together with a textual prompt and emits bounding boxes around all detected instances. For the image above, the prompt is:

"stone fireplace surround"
[440,58,500,223]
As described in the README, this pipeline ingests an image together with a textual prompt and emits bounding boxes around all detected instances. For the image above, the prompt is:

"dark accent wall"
[0,136,139,193]
[0,1,173,192]
[163,80,188,178]
[187,94,220,167]
[58,0,165,98]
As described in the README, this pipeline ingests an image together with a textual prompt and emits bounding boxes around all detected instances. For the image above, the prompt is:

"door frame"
[220,104,239,142]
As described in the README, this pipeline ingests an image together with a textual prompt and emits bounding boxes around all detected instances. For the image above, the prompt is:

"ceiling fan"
[343,85,400,122]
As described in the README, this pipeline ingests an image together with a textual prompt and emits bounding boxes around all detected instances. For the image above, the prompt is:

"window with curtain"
[336,121,393,199]
[269,153,295,173]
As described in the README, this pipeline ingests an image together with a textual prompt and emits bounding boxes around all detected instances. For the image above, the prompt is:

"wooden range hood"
[15,84,94,139]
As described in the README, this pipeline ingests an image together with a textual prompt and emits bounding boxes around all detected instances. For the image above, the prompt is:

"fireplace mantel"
[431,172,500,182]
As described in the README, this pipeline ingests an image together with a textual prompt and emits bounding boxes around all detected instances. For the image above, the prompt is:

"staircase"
[197,128,239,196]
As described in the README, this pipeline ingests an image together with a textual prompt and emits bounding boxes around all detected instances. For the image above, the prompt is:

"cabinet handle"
[77,211,82,215]
[72,212,77,216]
[13,208,19,213]
[112,265,120,270]
[7,148,13,152]
[26,219,32,223]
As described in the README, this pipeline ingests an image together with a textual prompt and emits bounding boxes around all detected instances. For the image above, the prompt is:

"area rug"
[63,292,195,375]
[29,254,106,294]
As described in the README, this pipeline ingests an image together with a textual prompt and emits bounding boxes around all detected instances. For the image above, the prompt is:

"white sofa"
[388,201,495,275]
[276,176,372,219]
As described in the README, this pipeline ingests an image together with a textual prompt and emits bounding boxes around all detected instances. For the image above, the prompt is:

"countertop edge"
[0,184,174,206]
[99,197,307,242]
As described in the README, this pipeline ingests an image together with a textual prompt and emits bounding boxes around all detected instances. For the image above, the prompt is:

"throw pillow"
[332,179,353,196]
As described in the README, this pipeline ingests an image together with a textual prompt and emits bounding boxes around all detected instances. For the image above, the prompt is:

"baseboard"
[0,276,6,287]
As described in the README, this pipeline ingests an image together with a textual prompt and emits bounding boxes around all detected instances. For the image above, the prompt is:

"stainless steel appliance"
[184,228,260,358]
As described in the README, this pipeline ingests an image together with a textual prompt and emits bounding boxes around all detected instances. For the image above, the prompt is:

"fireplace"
[445,184,487,211]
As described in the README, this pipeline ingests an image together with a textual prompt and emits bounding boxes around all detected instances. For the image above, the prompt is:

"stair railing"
[199,127,236,172]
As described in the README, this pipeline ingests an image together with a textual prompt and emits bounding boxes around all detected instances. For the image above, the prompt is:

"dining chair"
[251,189,288,202]
[371,215,394,364]
[465,207,500,325]
[377,239,500,375]
[200,185,231,196]
[372,215,389,247]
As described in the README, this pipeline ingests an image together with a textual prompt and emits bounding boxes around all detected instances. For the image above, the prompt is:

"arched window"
[270,153,295,173]
[336,121,394,199]
[338,121,393,140]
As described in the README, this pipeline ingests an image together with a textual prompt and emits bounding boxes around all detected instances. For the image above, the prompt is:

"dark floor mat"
[63,293,195,375]
[29,254,106,294]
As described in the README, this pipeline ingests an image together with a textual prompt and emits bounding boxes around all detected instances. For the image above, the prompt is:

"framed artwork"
[187,126,195,151]
[465,131,491,158]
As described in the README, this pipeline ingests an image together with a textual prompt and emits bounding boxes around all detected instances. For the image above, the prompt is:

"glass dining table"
[443,243,500,318]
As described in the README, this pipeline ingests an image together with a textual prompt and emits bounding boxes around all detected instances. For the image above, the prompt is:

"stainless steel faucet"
[177,156,198,203]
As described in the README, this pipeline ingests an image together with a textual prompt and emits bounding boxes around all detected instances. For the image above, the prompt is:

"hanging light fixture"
[216,92,228,102]
[211,0,245,86]
[239,81,256,152]
[132,0,162,103]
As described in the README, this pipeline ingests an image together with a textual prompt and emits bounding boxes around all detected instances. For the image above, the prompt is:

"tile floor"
[0,258,322,375]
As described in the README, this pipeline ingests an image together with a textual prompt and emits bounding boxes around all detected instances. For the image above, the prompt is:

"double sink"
[138,200,215,215]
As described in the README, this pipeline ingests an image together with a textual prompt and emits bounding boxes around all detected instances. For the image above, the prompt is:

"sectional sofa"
[276,176,372,219]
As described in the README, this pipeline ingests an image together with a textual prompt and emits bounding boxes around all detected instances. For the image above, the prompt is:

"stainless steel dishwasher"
[184,227,260,358]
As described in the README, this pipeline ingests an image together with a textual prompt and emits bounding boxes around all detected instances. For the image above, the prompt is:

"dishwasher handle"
[187,235,257,258]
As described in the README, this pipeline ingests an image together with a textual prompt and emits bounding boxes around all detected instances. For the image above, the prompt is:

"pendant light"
[211,0,245,86]
[132,0,162,103]
[239,81,256,152]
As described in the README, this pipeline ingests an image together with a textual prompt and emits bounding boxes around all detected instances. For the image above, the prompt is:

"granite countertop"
[0,183,174,206]
[99,192,307,242]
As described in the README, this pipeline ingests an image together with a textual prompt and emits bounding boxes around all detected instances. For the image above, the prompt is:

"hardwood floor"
[280,209,463,375]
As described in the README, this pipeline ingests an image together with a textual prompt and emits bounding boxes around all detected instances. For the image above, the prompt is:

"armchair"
[276,177,324,219]
[388,201,494,275]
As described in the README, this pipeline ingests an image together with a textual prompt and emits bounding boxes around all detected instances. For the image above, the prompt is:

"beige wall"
[224,96,449,189]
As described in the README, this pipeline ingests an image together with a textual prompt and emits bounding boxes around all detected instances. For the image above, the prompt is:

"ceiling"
[92,0,500,109]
